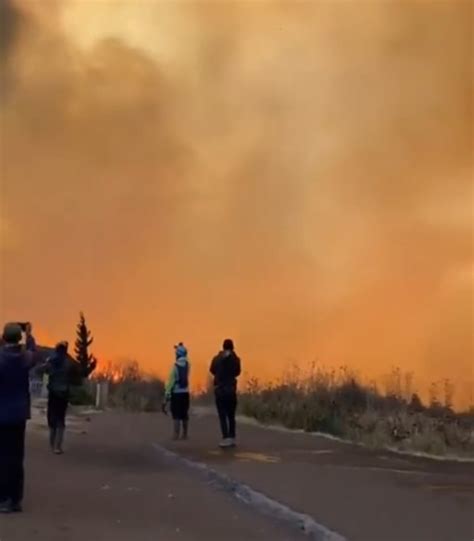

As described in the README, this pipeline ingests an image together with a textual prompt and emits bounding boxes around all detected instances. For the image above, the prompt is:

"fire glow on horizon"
[0,0,472,407]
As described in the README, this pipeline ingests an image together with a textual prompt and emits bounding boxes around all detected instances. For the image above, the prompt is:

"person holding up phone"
[0,322,39,513]
[210,339,241,449]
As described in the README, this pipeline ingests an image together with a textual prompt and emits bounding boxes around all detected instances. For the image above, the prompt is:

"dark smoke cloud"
[0,0,22,95]
[0,0,20,57]
[0,1,472,406]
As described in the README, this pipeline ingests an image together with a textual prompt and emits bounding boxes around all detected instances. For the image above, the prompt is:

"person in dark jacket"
[0,322,38,513]
[210,339,241,448]
[43,342,72,454]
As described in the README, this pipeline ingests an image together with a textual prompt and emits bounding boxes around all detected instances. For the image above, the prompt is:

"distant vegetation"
[96,360,165,412]
[91,360,473,457]
[237,366,474,458]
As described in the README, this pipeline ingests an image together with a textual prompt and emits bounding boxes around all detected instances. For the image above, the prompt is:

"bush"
[108,378,165,412]
[96,360,165,412]
[238,368,474,458]
[69,384,95,406]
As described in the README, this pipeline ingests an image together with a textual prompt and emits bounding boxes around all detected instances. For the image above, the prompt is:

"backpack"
[175,362,189,390]
[47,356,71,398]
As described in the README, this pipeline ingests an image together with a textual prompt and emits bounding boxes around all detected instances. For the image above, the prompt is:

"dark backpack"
[47,356,71,398]
[175,362,189,390]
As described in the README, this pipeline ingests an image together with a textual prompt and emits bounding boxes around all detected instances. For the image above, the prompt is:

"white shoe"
[219,438,232,448]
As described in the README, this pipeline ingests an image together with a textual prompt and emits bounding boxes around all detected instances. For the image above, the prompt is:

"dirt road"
[0,407,472,541]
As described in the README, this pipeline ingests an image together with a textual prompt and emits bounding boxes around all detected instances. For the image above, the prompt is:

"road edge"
[192,406,474,464]
[152,443,347,541]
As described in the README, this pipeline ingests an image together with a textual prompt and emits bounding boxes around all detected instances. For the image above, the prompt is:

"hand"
[161,399,169,415]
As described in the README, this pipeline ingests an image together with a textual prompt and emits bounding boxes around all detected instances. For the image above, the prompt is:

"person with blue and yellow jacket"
[164,343,191,440]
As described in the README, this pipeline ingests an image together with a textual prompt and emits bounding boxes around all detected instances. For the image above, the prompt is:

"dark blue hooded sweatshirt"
[0,345,31,425]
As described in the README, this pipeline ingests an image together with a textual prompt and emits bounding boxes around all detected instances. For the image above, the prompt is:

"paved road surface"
[166,408,474,541]
[1,407,473,541]
[0,410,302,541]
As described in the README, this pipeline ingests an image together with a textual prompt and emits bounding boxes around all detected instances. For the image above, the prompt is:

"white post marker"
[96,381,109,410]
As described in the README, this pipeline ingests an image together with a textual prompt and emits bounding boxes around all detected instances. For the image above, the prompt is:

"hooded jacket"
[46,351,72,397]
[0,345,32,425]
[210,350,241,394]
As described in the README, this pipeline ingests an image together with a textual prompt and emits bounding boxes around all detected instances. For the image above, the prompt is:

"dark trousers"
[0,423,26,504]
[47,393,68,429]
[170,392,190,421]
[215,391,237,439]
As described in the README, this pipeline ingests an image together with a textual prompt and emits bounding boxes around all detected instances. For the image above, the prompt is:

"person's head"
[223,338,234,352]
[2,323,23,345]
[175,342,187,359]
[25,322,32,334]
[55,341,69,355]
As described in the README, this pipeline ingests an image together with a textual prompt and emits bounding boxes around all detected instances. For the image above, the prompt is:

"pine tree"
[74,312,97,377]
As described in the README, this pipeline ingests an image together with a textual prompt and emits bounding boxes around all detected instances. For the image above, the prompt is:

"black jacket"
[46,353,72,397]
[210,351,241,394]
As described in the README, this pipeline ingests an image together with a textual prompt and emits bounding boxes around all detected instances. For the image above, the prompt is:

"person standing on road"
[164,343,191,440]
[210,339,241,448]
[43,341,73,454]
[0,322,39,513]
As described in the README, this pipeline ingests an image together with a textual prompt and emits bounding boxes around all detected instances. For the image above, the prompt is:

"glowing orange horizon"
[0,1,472,410]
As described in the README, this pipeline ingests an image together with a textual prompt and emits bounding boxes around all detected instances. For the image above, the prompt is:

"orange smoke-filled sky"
[0,0,472,404]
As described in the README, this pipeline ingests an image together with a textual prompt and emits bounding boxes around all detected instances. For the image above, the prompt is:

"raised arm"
[35,356,51,375]
[25,342,44,371]
[23,325,43,370]
[25,334,36,353]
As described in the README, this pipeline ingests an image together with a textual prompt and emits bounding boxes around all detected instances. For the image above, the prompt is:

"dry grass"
[237,368,474,458]
[96,361,474,457]
[96,360,165,412]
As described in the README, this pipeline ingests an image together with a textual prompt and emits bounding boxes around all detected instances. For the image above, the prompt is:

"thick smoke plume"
[0,1,472,405]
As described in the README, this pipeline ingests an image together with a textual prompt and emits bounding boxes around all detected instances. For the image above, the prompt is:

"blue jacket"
[0,345,31,425]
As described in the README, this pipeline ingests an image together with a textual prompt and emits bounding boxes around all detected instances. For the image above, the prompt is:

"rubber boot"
[54,427,65,454]
[173,420,180,440]
[181,420,188,440]
[49,428,57,451]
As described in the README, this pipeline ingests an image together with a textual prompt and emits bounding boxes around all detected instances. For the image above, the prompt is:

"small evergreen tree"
[74,312,97,378]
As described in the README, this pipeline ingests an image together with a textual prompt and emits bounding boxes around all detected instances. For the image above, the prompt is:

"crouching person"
[44,342,72,454]
[165,343,190,440]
